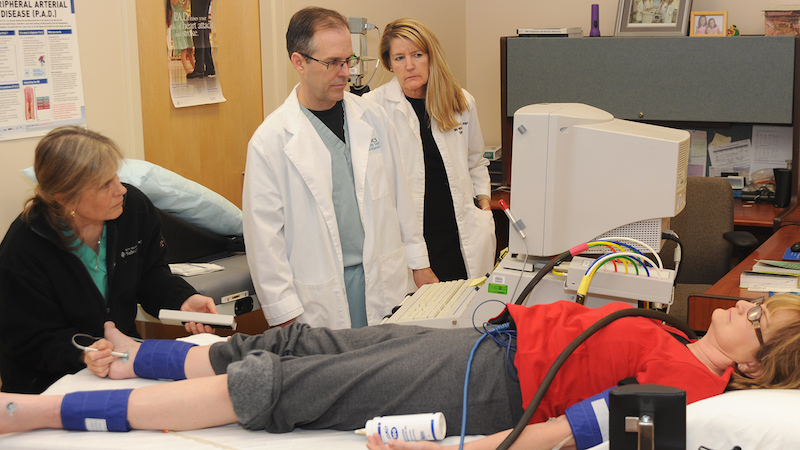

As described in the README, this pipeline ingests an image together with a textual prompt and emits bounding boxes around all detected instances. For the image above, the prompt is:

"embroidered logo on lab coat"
[455,121,467,135]
[369,137,381,151]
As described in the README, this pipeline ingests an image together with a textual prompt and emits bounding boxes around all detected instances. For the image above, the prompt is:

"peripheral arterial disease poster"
[0,0,86,141]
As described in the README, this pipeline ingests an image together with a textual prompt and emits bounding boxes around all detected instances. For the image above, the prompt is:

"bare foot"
[0,393,61,434]
[103,321,141,380]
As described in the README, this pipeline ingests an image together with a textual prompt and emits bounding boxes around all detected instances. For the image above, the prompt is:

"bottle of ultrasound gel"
[357,412,446,443]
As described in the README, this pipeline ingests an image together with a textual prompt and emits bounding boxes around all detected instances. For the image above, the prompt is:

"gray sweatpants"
[208,322,523,436]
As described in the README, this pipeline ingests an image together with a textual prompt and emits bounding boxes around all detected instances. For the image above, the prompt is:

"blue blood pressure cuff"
[564,387,612,450]
[61,389,133,432]
[133,339,195,380]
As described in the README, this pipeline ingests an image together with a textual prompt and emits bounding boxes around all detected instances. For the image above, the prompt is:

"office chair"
[658,177,758,324]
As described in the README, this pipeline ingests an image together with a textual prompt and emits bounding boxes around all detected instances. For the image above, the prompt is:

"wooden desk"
[734,198,784,228]
[693,225,800,330]
[776,201,800,224]
[689,225,800,330]
[490,189,509,210]
[491,190,510,257]
[703,224,800,299]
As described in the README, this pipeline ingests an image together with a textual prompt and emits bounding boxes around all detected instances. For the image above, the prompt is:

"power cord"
[661,229,683,282]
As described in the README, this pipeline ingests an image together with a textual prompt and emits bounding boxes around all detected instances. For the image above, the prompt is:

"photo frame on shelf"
[615,0,693,36]
[689,11,728,37]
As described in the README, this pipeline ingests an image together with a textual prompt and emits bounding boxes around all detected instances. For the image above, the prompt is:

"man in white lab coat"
[243,7,437,329]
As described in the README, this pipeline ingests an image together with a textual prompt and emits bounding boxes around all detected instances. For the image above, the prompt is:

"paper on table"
[169,263,224,277]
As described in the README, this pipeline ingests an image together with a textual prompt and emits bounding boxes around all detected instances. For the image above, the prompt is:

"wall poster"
[166,0,224,108]
[0,0,86,141]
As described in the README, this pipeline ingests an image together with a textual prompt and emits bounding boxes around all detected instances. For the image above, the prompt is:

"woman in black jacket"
[0,126,217,394]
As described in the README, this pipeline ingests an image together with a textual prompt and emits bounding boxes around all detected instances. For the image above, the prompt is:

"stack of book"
[739,260,800,292]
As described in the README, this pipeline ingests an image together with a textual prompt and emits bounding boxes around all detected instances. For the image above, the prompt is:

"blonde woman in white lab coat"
[364,18,495,281]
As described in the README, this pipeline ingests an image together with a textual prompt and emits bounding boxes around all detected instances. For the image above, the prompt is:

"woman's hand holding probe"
[82,338,116,378]
[181,294,219,334]
[83,322,142,380]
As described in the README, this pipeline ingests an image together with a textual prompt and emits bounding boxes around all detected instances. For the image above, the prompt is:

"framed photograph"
[689,11,728,37]
[615,0,693,36]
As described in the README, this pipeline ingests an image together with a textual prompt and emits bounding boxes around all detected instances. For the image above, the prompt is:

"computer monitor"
[509,103,690,258]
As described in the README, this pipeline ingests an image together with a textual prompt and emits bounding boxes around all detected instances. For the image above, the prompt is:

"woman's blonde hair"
[728,293,800,390]
[379,18,468,132]
[22,126,123,247]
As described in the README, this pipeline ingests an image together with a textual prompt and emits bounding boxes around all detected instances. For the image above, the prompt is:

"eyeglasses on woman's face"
[747,300,765,347]
[300,53,360,71]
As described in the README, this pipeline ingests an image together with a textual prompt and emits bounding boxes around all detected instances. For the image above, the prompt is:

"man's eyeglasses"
[300,53,360,70]
[747,300,765,346]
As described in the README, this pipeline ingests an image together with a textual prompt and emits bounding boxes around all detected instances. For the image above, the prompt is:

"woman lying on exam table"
[2,295,800,450]
[363,18,495,282]
[0,126,217,394]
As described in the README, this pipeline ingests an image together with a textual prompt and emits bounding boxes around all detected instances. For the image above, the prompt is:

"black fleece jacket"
[0,184,197,393]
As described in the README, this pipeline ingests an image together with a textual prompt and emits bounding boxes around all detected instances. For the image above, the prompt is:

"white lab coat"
[364,78,496,280]
[243,86,429,329]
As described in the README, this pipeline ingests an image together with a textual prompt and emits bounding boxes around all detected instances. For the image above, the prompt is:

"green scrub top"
[65,224,108,300]
[302,103,368,327]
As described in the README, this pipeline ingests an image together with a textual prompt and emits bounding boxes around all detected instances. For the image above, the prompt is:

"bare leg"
[0,393,62,434]
[103,322,216,380]
[180,49,193,73]
[128,375,236,431]
[0,375,237,434]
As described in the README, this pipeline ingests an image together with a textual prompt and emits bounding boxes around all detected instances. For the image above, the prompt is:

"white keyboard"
[393,279,471,322]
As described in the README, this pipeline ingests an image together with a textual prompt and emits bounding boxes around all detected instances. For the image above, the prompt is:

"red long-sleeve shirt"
[508,301,733,423]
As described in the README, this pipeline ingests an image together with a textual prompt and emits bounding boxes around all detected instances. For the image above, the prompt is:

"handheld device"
[158,310,237,329]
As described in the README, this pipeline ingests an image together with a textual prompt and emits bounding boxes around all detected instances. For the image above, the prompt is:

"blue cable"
[472,306,518,380]
[460,322,513,450]
[471,299,507,333]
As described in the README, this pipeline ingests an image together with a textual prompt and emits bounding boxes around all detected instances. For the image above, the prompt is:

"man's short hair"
[286,7,349,58]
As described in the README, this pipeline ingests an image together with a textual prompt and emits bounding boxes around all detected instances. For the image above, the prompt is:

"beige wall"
[262,0,466,113]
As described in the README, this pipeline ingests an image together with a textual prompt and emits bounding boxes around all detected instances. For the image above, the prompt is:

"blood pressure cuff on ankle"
[61,389,133,432]
[133,339,195,380]
[565,387,612,450]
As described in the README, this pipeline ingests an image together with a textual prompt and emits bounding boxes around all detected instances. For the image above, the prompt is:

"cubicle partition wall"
[500,35,800,228]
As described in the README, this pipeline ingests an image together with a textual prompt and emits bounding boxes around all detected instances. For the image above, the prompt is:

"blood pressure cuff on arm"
[565,387,612,450]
